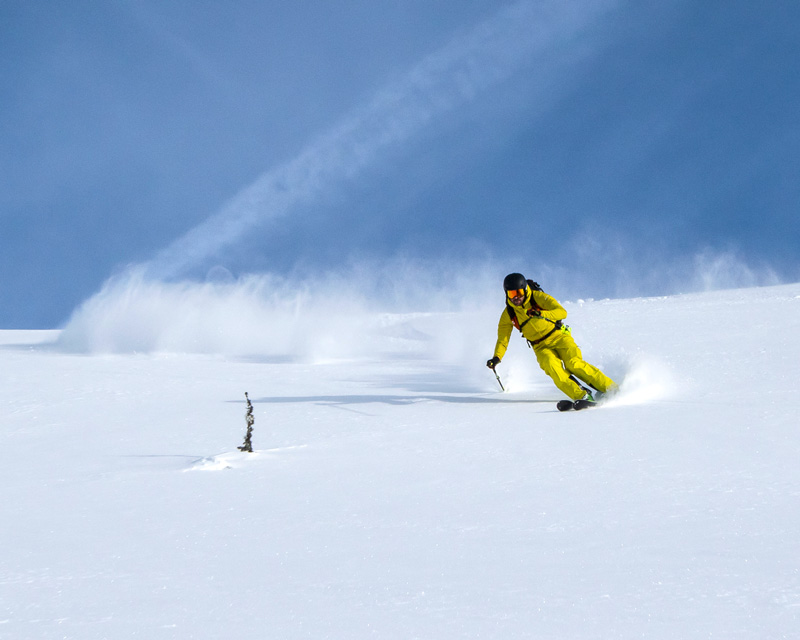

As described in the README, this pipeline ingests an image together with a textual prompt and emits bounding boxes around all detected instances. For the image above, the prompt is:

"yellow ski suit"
[493,288,615,400]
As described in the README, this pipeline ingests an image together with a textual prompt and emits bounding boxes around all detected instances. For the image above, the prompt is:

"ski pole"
[492,366,505,391]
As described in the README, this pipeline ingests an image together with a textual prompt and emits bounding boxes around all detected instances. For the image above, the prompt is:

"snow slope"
[2,283,800,639]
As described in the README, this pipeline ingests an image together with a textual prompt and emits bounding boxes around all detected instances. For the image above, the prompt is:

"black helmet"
[503,273,528,292]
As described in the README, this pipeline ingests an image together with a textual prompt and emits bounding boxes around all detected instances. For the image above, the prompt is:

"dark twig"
[238,392,255,453]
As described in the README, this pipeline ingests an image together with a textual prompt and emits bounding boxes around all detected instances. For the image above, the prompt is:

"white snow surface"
[2,283,800,639]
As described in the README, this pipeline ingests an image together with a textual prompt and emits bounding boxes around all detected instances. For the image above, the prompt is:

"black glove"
[527,308,541,317]
[486,356,501,369]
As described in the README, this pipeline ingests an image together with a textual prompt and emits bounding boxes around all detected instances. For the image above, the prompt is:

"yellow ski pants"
[533,329,615,400]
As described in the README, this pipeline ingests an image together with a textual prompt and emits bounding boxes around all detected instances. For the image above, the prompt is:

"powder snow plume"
[57,262,500,363]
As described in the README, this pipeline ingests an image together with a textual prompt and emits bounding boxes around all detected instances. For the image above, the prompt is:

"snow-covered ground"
[2,283,800,639]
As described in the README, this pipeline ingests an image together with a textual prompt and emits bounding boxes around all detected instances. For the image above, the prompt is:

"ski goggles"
[506,288,526,299]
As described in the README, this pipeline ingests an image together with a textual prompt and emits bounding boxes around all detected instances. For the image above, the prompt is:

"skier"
[486,273,617,407]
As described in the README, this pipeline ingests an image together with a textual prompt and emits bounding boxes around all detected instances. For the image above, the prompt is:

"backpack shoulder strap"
[506,303,520,330]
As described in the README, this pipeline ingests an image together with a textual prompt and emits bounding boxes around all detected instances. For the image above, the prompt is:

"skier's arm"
[493,311,514,361]
[531,291,567,323]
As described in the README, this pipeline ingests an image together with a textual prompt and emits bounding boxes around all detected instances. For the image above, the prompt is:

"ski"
[557,398,597,411]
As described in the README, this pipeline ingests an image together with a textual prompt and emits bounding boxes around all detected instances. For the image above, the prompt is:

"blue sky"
[2,0,799,327]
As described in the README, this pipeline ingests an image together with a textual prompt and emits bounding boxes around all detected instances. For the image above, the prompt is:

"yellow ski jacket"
[493,289,568,361]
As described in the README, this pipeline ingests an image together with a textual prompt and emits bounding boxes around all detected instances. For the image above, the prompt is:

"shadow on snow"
[245,394,557,406]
